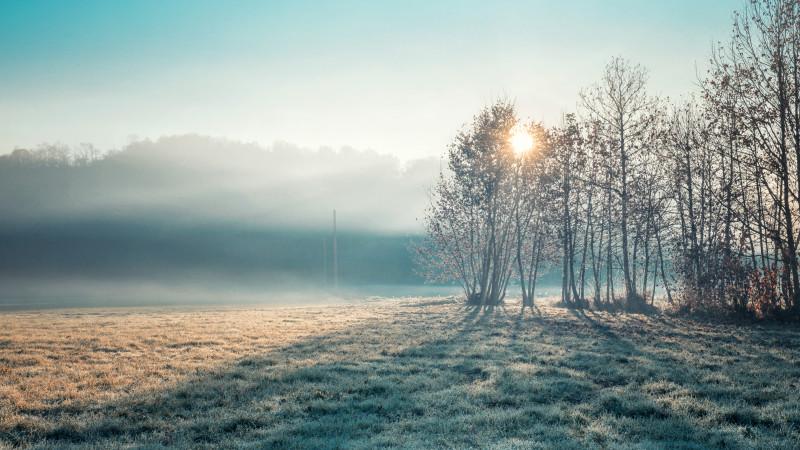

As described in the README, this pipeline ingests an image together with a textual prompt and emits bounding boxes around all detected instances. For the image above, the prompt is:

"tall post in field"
[333,209,338,289]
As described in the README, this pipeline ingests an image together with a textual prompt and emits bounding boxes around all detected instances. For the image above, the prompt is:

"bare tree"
[421,100,519,306]
[512,122,551,308]
[581,57,657,305]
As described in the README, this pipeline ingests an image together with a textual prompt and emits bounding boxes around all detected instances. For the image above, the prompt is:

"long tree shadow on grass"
[558,307,800,448]
[18,302,800,449]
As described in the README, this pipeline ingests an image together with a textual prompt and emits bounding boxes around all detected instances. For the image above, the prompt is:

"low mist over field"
[0,137,445,306]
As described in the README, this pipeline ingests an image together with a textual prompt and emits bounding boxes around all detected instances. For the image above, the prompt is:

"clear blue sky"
[0,0,738,159]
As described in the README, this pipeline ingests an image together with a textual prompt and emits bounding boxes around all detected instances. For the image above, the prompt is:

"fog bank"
[0,136,444,308]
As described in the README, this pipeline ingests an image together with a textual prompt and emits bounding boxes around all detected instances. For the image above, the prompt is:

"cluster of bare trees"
[674,0,800,316]
[422,0,800,317]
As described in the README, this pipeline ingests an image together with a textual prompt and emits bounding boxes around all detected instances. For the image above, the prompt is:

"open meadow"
[1,297,799,449]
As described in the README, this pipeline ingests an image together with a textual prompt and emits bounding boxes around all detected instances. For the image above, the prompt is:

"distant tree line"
[2,144,104,167]
[421,0,800,318]
[0,137,438,289]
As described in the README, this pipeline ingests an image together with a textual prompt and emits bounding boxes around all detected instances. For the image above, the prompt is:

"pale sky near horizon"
[0,0,738,160]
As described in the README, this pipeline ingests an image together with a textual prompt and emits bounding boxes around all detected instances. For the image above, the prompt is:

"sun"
[510,128,534,156]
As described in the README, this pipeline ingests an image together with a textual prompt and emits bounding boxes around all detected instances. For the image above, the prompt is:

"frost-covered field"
[1,298,799,449]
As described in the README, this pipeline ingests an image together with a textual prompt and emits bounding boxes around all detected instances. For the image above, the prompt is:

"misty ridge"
[0,135,438,231]
[0,136,450,306]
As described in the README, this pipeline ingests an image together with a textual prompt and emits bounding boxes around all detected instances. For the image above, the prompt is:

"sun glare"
[510,129,534,156]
